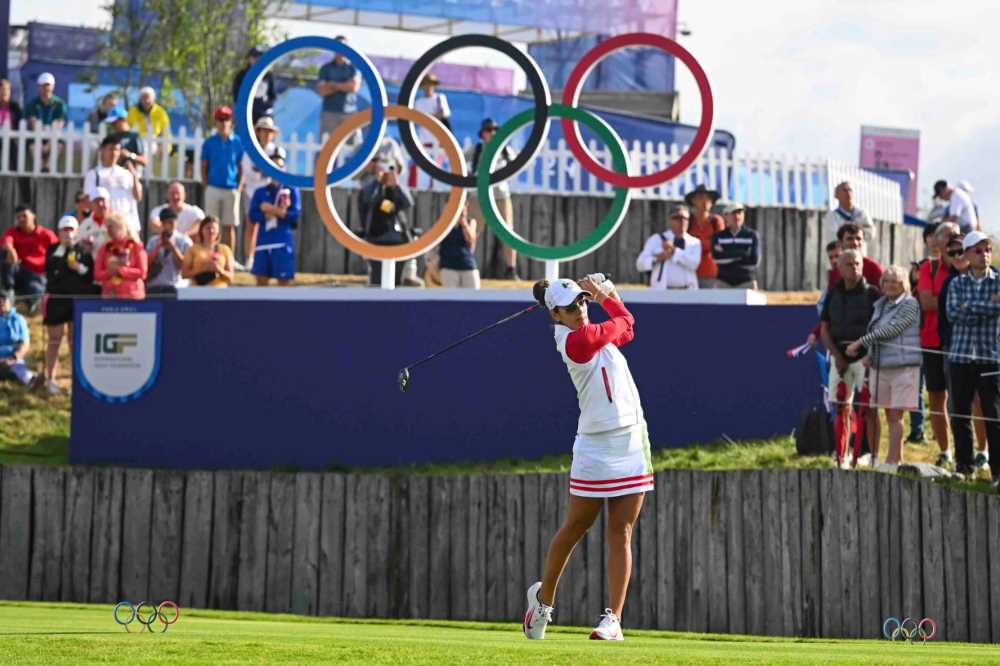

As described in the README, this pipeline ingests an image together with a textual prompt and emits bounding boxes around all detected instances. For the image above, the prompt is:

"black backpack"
[795,402,834,456]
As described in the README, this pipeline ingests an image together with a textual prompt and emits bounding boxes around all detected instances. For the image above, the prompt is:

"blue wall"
[70,299,819,470]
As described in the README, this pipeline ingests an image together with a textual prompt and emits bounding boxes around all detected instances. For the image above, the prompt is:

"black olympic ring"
[114,600,180,633]
[396,33,551,188]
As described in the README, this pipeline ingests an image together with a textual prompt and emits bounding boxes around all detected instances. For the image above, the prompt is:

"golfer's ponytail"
[532,280,549,309]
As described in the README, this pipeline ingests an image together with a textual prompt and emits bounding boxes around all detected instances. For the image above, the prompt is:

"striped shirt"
[945,268,1000,364]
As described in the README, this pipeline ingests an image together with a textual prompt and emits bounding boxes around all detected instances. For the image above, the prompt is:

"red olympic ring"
[560,33,714,189]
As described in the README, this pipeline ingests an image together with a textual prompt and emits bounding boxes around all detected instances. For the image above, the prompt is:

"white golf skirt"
[569,421,655,498]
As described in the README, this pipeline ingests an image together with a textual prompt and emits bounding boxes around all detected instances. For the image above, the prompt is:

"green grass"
[0,602,998,665]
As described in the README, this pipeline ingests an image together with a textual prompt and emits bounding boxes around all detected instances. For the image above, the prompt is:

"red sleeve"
[916,261,931,292]
[565,299,635,364]
[94,244,111,283]
[117,242,147,280]
[1,228,13,247]
[865,258,883,286]
[827,266,838,291]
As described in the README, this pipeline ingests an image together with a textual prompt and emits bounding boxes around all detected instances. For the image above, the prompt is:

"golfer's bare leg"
[606,492,645,618]
[539,495,602,606]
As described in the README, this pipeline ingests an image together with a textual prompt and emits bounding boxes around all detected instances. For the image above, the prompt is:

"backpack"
[795,403,834,455]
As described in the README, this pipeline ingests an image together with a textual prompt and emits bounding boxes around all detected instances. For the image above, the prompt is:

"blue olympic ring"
[236,36,388,189]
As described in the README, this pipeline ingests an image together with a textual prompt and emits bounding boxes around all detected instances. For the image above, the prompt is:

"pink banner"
[369,55,514,95]
[859,125,920,215]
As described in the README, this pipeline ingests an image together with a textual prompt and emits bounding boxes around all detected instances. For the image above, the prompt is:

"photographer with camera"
[358,158,416,286]
[145,207,193,294]
[83,136,143,236]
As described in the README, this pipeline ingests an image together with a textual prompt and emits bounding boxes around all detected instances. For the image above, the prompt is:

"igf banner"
[74,300,162,403]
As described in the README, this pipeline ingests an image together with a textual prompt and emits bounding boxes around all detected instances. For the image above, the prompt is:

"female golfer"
[524,275,653,642]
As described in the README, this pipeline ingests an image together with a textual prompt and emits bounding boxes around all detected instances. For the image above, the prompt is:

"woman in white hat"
[42,216,95,394]
[523,275,653,642]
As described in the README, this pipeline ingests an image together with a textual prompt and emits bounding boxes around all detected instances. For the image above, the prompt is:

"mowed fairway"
[1,602,999,665]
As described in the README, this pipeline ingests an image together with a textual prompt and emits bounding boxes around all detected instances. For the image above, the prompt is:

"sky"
[12,0,1000,229]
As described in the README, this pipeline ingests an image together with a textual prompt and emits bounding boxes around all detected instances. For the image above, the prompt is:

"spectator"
[711,202,760,289]
[232,46,277,122]
[145,207,193,294]
[240,116,280,230]
[149,181,205,237]
[201,106,244,260]
[465,118,519,280]
[126,87,170,141]
[316,35,361,148]
[42,216,95,394]
[371,135,407,175]
[905,223,941,445]
[358,158,414,286]
[957,180,980,222]
[936,231,990,471]
[945,230,1000,483]
[247,146,300,286]
[824,181,875,239]
[0,78,22,130]
[934,179,979,233]
[357,152,423,287]
[684,185,724,288]
[67,190,90,224]
[828,223,882,291]
[410,74,451,190]
[78,187,111,256]
[636,205,701,290]
[94,213,147,300]
[24,72,67,166]
[83,135,143,235]
[86,92,119,129]
[0,290,34,386]
[846,266,921,466]
[1,205,58,313]
[438,203,479,289]
[181,216,234,287]
[805,241,842,350]
[105,107,147,171]
[820,249,880,468]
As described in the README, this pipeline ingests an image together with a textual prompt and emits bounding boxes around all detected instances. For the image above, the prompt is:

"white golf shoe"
[589,608,624,641]
[523,581,553,640]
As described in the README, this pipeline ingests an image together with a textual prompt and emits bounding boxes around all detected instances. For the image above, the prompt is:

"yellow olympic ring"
[312,105,467,261]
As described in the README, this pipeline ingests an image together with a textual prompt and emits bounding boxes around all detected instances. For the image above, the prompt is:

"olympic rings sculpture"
[237,32,713,266]
[882,616,936,642]
[114,600,180,633]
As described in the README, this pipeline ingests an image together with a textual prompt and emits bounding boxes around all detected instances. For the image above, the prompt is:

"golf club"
[398,273,612,392]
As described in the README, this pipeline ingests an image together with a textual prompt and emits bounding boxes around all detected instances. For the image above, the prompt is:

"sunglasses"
[946,248,964,258]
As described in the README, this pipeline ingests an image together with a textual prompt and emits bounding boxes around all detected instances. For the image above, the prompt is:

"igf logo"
[94,333,138,354]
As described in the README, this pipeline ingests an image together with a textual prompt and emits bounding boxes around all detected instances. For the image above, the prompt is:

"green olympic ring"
[476,103,631,262]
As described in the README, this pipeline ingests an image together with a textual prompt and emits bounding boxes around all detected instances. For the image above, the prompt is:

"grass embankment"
[0,601,996,665]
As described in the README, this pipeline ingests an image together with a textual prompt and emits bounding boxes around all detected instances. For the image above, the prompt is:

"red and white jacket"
[553,298,643,435]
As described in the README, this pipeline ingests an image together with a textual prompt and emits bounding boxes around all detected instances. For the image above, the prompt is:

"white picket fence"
[0,122,903,222]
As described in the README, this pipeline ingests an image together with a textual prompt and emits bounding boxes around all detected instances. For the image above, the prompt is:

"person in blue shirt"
[0,290,34,386]
[316,35,361,149]
[247,147,300,286]
[201,106,245,261]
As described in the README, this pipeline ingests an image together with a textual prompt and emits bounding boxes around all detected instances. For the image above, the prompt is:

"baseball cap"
[544,278,593,310]
[214,106,233,121]
[721,202,745,214]
[479,118,499,133]
[87,186,110,202]
[37,72,55,86]
[158,207,178,222]
[962,230,989,251]
[106,107,128,122]
[57,215,79,230]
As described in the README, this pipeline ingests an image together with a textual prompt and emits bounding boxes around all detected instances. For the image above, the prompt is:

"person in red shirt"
[827,222,882,291]
[684,184,725,288]
[94,213,147,300]
[1,204,58,313]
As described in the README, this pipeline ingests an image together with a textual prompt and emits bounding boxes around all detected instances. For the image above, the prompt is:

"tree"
[98,0,161,109]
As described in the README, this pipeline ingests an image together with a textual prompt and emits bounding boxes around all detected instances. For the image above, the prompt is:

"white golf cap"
[37,72,55,86]
[87,186,110,201]
[57,215,79,230]
[544,278,592,310]
[962,230,990,251]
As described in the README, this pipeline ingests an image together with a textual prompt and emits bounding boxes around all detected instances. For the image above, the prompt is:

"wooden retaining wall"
[0,465,996,641]
[0,175,923,290]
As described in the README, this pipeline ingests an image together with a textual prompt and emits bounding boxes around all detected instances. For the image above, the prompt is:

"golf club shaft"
[405,304,540,372]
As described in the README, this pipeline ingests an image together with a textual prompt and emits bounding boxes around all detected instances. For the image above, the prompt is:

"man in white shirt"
[82,135,142,234]
[824,180,874,239]
[411,74,450,190]
[636,205,701,289]
[148,181,206,237]
[934,179,979,233]
[78,187,111,255]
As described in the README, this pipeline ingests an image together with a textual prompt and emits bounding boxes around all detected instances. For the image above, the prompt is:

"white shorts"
[872,366,920,410]
[570,422,654,498]
[204,185,241,228]
[828,358,866,404]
